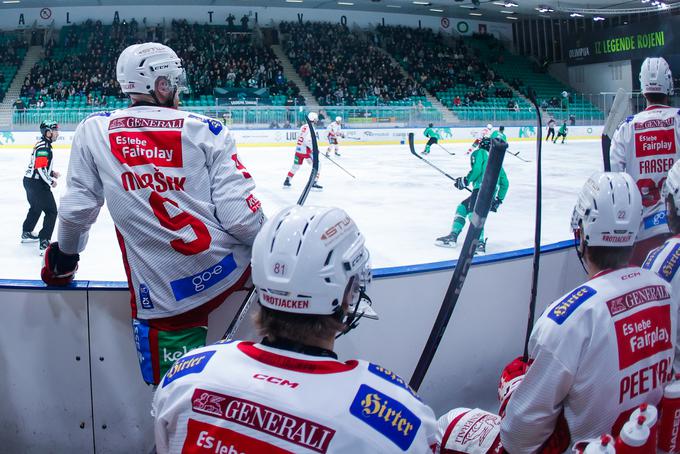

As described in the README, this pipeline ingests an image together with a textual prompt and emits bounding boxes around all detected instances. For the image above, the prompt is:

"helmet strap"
[573,230,589,275]
[336,290,372,339]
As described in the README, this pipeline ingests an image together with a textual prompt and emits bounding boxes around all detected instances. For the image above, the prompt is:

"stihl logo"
[109,131,183,167]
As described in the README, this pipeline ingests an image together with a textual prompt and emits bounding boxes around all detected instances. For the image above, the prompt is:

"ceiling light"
[593,16,605,21]
[430,8,443,12]
[570,13,584,17]
[337,1,354,4]
[504,1,519,7]
[386,4,402,7]
[500,10,515,14]
[412,1,431,4]
[506,16,518,19]
[459,4,476,8]
[470,12,483,16]
[492,1,506,4]
[285,0,303,3]
[2,0,21,3]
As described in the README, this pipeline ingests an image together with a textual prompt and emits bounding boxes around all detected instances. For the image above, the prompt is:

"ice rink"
[1,137,603,281]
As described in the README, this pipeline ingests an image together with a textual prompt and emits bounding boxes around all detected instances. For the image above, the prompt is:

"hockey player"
[284,112,322,189]
[610,57,680,266]
[546,118,556,142]
[553,120,568,144]
[497,172,677,453]
[22,119,60,254]
[490,125,506,142]
[40,43,265,386]
[422,123,440,155]
[435,135,509,253]
[467,124,493,155]
[153,205,438,453]
[326,116,344,157]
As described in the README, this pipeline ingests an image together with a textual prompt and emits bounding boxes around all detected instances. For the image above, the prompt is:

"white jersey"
[610,105,680,241]
[296,123,313,154]
[58,106,264,319]
[153,340,437,454]
[501,267,677,453]
[327,121,342,140]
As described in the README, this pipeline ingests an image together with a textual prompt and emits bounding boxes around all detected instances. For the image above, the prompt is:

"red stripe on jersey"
[237,342,359,374]
[35,156,48,169]
[115,228,137,318]
[150,327,161,385]
[440,410,469,454]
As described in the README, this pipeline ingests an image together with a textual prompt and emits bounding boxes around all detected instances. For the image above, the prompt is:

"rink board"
[0,240,585,453]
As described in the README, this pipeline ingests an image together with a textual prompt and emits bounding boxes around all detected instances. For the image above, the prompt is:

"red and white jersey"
[610,105,680,241]
[327,121,342,139]
[501,267,677,453]
[57,106,265,319]
[153,340,438,454]
[296,123,314,156]
[643,235,680,323]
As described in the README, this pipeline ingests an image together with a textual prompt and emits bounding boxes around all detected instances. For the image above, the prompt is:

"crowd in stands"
[0,34,27,101]
[281,21,424,106]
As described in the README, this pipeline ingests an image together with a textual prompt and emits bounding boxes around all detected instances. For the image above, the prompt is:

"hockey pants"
[425,137,438,153]
[22,177,57,242]
[452,189,484,240]
[288,154,319,181]
[554,132,566,143]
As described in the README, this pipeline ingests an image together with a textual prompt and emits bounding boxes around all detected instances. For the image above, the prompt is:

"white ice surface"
[0,139,602,281]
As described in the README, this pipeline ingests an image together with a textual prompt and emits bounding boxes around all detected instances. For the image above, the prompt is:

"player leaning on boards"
[438,172,678,453]
[21,120,61,255]
[326,116,344,157]
[41,43,265,386]
[284,112,322,190]
[610,57,680,266]
[435,126,509,253]
[153,205,437,453]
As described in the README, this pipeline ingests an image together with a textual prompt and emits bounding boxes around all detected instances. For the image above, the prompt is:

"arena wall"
[0,240,586,452]
[0,125,602,149]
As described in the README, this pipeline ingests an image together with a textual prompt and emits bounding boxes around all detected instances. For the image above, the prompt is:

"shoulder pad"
[187,113,223,136]
[368,363,420,400]
[85,111,112,121]
[653,243,680,283]
[547,285,597,325]
[349,383,421,450]
[161,349,216,388]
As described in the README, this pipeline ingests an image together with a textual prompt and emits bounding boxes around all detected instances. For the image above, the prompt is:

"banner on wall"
[565,16,677,66]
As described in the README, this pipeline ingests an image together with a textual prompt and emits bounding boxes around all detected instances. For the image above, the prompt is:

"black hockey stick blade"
[436,143,456,155]
[409,137,508,391]
[223,118,321,341]
[508,150,531,163]
[323,152,356,179]
[523,89,543,362]
[408,133,470,192]
[601,88,628,172]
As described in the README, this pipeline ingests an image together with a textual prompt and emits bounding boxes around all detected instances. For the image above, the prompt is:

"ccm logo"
[253,374,299,389]
[621,271,641,281]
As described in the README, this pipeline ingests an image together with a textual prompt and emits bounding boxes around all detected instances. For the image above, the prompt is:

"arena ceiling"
[0,0,677,21]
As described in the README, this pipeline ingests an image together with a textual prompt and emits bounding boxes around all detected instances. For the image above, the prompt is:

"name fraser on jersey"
[639,158,675,174]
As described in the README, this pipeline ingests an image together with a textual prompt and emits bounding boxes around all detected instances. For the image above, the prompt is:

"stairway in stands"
[270,44,319,109]
[0,45,43,129]
[375,46,459,125]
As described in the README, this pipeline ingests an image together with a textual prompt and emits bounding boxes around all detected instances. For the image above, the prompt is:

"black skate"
[39,239,50,256]
[283,177,291,188]
[21,231,39,243]
[312,182,323,190]
[434,232,458,248]
[334,151,341,157]
[475,239,487,255]
[325,151,330,158]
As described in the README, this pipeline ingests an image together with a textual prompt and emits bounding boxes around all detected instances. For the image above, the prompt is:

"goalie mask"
[116,43,188,105]
[251,205,375,336]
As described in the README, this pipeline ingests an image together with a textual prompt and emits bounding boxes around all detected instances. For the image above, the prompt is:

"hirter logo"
[109,131,183,167]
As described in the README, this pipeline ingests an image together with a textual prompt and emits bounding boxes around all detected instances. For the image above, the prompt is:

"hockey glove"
[490,198,502,212]
[455,176,468,190]
[498,356,532,417]
[41,242,80,286]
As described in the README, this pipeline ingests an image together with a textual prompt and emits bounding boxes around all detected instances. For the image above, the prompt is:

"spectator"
[240,14,249,31]
[13,98,26,112]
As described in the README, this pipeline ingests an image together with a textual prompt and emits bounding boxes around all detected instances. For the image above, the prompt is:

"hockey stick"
[601,88,628,171]
[522,88,543,362]
[507,150,531,163]
[435,143,456,155]
[344,136,361,141]
[322,152,357,179]
[409,137,508,391]
[408,133,471,192]
[222,119,321,341]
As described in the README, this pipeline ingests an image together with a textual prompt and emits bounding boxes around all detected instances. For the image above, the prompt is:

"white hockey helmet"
[335,116,342,123]
[662,160,680,216]
[252,205,373,320]
[640,57,674,96]
[307,111,319,122]
[116,42,188,96]
[571,172,642,247]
